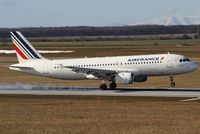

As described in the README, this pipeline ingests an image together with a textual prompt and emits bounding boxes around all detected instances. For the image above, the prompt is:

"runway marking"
[0,50,74,54]
[180,97,200,102]
[0,85,200,98]
[0,60,17,62]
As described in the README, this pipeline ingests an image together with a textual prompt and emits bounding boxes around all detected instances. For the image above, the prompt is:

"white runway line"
[180,97,200,102]
[0,50,74,54]
[0,87,200,98]
[0,60,17,62]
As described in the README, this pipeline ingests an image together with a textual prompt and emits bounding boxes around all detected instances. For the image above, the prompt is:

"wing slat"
[64,66,116,80]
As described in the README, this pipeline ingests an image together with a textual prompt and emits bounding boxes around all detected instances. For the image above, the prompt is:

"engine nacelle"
[115,72,134,85]
[134,76,147,82]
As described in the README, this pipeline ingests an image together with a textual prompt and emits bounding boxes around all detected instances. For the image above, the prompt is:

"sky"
[0,0,200,27]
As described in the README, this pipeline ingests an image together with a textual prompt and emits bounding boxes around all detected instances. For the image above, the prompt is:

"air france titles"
[128,57,160,62]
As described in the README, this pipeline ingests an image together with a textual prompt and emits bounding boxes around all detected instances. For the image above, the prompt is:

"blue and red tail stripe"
[11,33,34,59]
[10,31,42,60]
[13,44,28,59]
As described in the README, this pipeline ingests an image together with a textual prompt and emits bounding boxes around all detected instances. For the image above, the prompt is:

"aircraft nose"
[191,62,198,71]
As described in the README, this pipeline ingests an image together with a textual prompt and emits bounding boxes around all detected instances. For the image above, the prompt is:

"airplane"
[9,31,198,90]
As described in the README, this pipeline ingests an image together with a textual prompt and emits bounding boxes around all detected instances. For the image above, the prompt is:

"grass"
[0,95,199,134]
[0,44,200,133]
[23,39,200,46]
[1,39,200,47]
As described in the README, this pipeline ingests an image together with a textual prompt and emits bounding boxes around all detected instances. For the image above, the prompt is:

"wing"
[64,66,116,80]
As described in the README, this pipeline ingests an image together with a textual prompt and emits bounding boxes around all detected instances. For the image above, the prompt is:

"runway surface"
[0,85,200,98]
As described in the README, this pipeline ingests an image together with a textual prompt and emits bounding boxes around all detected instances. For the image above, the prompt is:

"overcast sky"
[0,0,200,27]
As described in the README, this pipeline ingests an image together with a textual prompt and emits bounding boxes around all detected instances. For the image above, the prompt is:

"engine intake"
[134,76,147,82]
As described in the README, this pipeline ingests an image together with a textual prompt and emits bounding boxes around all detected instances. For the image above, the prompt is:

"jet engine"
[134,76,147,82]
[115,72,134,85]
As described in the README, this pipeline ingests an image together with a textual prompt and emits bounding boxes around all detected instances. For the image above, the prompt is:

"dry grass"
[0,95,199,134]
[0,45,200,133]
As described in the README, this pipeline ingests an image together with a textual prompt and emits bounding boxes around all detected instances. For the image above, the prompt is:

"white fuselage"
[9,54,198,81]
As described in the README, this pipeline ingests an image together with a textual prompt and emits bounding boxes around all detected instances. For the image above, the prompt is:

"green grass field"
[31,40,198,46]
[1,39,200,47]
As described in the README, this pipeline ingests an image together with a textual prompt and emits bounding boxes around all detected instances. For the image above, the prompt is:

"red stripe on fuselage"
[14,43,28,59]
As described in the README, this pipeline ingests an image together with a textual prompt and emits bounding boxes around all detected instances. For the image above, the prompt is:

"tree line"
[0,25,199,38]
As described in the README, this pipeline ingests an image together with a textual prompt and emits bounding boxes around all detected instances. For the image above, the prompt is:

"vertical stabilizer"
[10,31,44,63]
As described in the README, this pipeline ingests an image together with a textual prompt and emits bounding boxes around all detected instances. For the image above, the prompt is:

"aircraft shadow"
[115,88,200,92]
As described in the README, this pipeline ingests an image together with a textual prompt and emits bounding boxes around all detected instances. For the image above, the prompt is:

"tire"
[110,82,117,90]
[171,82,175,87]
[100,84,107,90]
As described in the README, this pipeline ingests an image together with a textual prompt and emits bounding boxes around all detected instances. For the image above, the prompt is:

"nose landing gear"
[170,75,175,87]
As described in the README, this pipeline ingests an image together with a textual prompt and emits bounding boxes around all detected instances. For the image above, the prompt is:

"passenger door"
[167,55,173,68]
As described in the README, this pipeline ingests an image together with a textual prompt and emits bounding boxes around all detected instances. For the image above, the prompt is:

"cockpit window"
[180,58,190,62]
[187,59,190,61]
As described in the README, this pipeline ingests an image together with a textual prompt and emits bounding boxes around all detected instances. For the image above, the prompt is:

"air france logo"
[128,57,165,62]
[160,57,165,60]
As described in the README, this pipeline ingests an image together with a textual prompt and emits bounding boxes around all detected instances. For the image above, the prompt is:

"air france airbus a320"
[9,31,198,90]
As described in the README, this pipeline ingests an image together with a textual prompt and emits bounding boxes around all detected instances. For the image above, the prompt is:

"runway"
[0,86,200,98]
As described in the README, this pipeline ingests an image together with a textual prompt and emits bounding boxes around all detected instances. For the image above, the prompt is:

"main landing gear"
[100,81,117,90]
[100,83,107,90]
[110,82,117,90]
[170,75,175,87]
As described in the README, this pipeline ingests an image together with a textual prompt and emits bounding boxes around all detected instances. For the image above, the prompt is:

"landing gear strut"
[170,75,175,87]
[110,82,117,90]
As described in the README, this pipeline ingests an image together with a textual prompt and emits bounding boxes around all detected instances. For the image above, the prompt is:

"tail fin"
[10,31,44,63]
